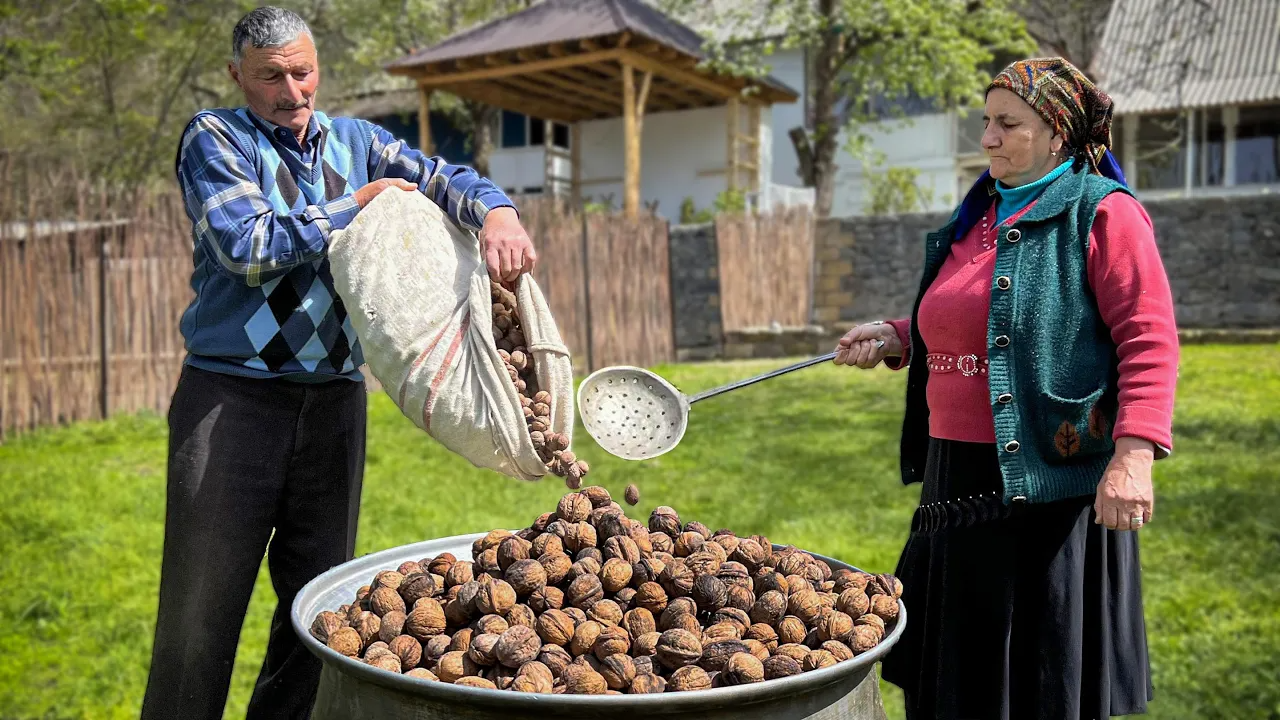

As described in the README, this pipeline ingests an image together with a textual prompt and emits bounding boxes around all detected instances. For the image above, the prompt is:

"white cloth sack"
[328,189,573,481]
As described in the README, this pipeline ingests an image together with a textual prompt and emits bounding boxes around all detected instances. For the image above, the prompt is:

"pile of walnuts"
[490,280,589,489]
[309,487,902,694]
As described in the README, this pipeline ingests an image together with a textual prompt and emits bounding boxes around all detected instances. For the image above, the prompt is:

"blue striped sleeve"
[363,121,517,233]
[176,114,358,287]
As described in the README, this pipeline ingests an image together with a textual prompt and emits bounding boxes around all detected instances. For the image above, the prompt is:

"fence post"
[98,227,109,421]
[579,211,594,373]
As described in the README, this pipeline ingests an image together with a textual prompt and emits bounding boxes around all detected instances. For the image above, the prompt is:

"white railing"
[746,183,817,212]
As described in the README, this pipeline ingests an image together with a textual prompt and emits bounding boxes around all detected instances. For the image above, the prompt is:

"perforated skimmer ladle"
[576,351,839,461]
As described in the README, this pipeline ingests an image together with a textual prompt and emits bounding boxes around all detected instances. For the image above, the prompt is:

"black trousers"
[140,365,367,720]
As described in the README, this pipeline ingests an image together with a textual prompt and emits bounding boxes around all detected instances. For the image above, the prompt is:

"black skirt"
[881,438,1154,720]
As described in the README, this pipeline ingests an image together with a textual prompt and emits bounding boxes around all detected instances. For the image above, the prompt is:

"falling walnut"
[309,488,903,694]
[490,280,590,488]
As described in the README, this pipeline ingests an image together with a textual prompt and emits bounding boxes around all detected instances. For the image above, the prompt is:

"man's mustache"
[276,98,311,111]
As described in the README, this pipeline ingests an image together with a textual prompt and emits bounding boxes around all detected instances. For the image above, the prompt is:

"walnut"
[730,539,768,571]
[630,557,665,587]
[563,607,588,625]
[711,607,752,636]
[506,603,537,629]
[373,570,405,592]
[623,484,640,506]
[668,613,703,635]
[703,541,729,564]
[567,573,604,609]
[559,450,578,466]
[837,588,871,618]
[778,616,808,645]
[594,513,628,542]
[444,560,474,588]
[569,620,602,657]
[532,401,550,417]
[823,640,854,662]
[476,548,501,575]
[353,612,381,648]
[473,614,509,636]
[531,533,563,558]
[561,664,607,694]
[454,676,497,690]
[536,609,576,646]
[327,626,362,657]
[576,546,605,565]
[424,635,452,665]
[622,607,656,639]
[702,621,741,643]
[659,597,695,630]
[448,628,474,654]
[655,628,703,670]
[803,649,838,671]
[593,653,634,691]
[775,643,810,664]
[503,559,547,598]
[496,536,531,572]
[495,625,542,668]
[593,625,631,659]
[538,645,573,678]
[397,560,425,578]
[556,492,593,524]
[667,665,712,692]
[685,551,722,578]
[692,574,729,613]
[851,622,883,651]
[700,639,750,673]
[563,522,598,554]
[613,587,637,612]
[659,561,695,598]
[721,652,765,685]
[674,531,706,557]
[763,654,803,680]
[389,634,423,669]
[601,535,640,565]
[599,558,633,594]
[573,652,603,673]
[475,580,517,616]
[492,663,519,690]
[717,561,752,590]
[377,610,407,644]
[467,633,500,666]
[745,623,779,651]
[684,521,711,539]
[473,529,514,558]
[648,506,681,536]
[870,594,899,624]
[629,672,666,694]
[310,611,345,644]
[538,552,572,586]
[819,610,855,644]
[369,653,402,674]
[648,532,675,555]
[405,668,438,681]
[511,661,555,693]
[776,553,809,578]
[398,573,437,608]
[743,638,771,662]
[369,586,406,617]
[633,582,669,615]
[727,585,756,613]
[633,631,661,657]
[401,598,444,641]
[749,590,788,626]
[583,600,618,629]
[787,589,824,625]
[785,575,812,596]
[436,651,467,683]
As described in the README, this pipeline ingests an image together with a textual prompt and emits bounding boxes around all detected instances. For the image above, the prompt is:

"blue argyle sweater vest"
[179,109,369,382]
[899,164,1131,505]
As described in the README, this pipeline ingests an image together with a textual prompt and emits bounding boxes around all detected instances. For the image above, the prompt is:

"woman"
[835,58,1179,719]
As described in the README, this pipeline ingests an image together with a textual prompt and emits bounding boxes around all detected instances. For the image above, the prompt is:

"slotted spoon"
[576,351,839,461]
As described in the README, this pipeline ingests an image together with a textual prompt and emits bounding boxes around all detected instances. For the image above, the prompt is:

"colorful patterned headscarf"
[988,57,1115,175]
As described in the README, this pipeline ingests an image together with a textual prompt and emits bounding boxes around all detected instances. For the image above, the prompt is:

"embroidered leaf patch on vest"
[1055,421,1081,457]
[1088,404,1111,439]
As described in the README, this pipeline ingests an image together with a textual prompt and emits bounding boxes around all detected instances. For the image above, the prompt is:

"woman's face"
[981,88,1065,186]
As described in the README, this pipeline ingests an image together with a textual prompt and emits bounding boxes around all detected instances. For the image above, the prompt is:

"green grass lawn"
[1,345,1277,719]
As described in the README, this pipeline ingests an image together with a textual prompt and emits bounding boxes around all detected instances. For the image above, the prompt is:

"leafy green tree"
[661,0,1035,217]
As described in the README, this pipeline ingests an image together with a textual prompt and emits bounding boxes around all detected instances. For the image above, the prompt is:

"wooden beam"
[571,123,582,206]
[491,75,615,116]
[439,81,586,124]
[618,49,735,100]
[408,48,624,85]
[554,65,695,109]
[622,62,640,218]
[579,176,623,187]
[747,101,761,191]
[528,71,623,112]
[418,87,433,156]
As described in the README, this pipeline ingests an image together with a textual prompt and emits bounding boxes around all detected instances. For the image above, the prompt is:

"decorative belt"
[925,353,988,376]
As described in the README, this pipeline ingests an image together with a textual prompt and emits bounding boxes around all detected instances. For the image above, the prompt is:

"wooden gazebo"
[385,0,799,217]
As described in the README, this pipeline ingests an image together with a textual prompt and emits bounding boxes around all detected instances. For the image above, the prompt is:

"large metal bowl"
[292,532,905,719]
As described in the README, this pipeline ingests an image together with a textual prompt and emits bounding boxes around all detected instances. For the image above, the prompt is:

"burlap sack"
[328,189,572,481]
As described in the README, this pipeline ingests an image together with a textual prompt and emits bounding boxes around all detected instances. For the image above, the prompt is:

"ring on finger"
[1129,513,1144,529]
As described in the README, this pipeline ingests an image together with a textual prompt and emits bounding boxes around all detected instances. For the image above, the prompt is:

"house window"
[1134,113,1185,190]
[1235,104,1280,185]
[499,111,572,150]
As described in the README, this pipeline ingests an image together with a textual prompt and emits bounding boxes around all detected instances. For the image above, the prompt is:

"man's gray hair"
[231,6,313,65]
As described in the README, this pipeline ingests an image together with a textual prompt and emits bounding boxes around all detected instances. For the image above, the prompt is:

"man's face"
[229,33,319,136]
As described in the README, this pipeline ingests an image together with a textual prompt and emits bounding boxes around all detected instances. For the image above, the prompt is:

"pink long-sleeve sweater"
[886,193,1178,451]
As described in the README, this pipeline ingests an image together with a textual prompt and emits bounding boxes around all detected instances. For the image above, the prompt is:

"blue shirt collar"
[244,107,322,151]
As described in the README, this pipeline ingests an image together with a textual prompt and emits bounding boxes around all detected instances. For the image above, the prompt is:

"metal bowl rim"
[292,531,904,711]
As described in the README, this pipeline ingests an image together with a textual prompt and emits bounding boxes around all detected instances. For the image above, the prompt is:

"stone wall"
[810,193,1280,332]
[668,222,724,361]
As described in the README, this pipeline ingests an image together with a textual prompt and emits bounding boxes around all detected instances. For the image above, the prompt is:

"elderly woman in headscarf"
[834,58,1179,718]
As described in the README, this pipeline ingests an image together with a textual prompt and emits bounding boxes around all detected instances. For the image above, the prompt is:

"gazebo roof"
[384,0,798,123]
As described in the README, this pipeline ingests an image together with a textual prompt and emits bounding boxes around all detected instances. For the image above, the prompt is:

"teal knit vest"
[899,165,1131,505]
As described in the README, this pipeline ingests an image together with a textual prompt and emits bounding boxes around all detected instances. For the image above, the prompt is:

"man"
[139,6,536,718]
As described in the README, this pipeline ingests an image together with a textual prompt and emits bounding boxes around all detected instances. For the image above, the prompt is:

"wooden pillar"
[571,123,582,207]
[747,101,762,192]
[621,63,653,218]
[726,97,741,191]
[543,118,554,195]
[418,86,433,155]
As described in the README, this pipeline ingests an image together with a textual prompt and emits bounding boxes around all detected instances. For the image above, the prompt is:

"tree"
[1015,0,1115,73]
[661,0,1035,217]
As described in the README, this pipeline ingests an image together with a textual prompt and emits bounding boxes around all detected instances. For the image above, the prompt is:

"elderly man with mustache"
[139,7,535,719]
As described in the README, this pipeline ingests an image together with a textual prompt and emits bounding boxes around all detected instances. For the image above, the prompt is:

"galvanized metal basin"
[292,532,906,719]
